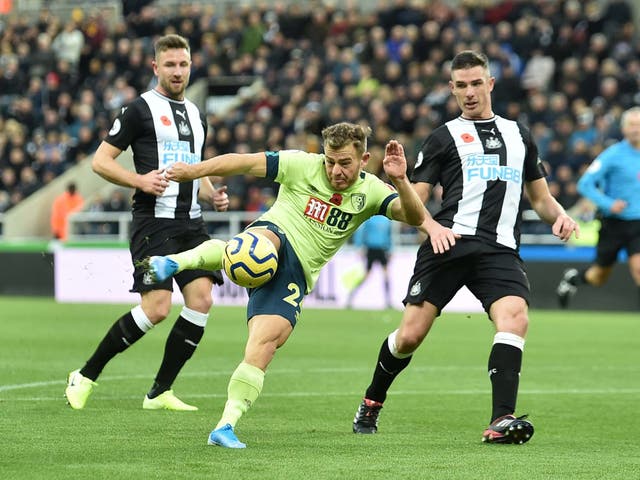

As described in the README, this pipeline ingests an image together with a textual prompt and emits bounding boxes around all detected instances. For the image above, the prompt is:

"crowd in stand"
[0,0,637,230]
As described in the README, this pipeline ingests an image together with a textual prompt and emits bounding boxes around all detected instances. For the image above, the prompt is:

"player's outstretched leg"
[143,239,226,283]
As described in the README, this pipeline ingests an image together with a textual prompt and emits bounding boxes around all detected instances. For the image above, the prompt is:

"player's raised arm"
[384,140,426,226]
[166,152,267,182]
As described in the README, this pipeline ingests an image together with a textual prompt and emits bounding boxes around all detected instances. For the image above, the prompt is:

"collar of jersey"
[458,115,496,123]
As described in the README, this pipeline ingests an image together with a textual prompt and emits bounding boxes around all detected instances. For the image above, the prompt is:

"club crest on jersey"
[178,121,191,136]
[351,193,366,212]
[410,281,422,296]
[485,137,502,149]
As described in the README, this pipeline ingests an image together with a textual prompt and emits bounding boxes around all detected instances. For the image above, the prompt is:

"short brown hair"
[321,122,372,156]
[154,34,190,58]
[451,50,490,74]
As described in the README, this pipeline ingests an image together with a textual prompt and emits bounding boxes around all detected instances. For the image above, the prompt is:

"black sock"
[488,343,523,423]
[147,316,204,398]
[364,336,412,404]
[578,268,588,285]
[80,312,146,381]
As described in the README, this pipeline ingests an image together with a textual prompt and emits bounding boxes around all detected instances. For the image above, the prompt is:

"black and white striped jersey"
[105,89,207,220]
[412,115,546,250]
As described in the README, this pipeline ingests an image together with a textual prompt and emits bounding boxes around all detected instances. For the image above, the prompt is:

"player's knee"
[145,302,172,323]
[504,311,528,337]
[187,294,213,313]
[395,327,426,351]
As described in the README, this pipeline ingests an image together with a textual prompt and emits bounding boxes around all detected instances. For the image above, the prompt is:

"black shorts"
[366,248,389,270]
[403,238,530,315]
[595,218,640,267]
[129,217,223,293]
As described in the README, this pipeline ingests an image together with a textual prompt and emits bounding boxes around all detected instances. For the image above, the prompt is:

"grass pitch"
[0,297,638,479]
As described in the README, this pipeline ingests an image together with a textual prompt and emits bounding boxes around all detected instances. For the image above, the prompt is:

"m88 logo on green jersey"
[304,197,353,231]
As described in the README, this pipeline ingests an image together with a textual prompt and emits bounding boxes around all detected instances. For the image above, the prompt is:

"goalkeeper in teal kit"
[145,122,426,448]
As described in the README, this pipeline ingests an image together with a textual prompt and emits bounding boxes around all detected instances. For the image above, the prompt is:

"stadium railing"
[67,209,560,246]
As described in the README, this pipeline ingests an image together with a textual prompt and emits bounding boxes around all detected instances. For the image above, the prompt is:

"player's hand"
[552,214,580,242]
[382,140,407,182]
[610,199,627,214]
[166,162,195,182]
[138,169,169,196]
[212,185,229,212]
[419,218,461,254]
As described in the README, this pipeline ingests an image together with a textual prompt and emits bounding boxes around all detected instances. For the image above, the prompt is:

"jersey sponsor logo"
[109,118,121,136]
[160,115,171,126]
[160,140,199,167]
[480,128,495,135]
[351,193,366,212]
[304,196,354,231]
[175,110,187,120]
[461,133,474,143]
[465,154,521,184]
[305,197,331,222]
[485,137,502,149]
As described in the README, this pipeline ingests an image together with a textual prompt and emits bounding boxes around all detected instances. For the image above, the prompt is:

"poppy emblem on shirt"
[330,193,343,205]
[161,116,171,126]
[461,133,474,143]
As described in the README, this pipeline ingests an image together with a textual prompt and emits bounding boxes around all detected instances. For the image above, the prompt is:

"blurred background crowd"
[0,0,637,234]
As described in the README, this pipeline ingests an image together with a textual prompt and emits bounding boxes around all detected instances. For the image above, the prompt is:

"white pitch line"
[2,365,639,394]
[5,388,640,402]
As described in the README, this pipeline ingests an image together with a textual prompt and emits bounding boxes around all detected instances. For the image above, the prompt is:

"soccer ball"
[222,231,279,288]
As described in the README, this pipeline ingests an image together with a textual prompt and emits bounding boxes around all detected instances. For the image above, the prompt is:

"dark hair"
[321,122,372,155]
[154,34,190,58]
[67,182,77,194]
[451,50,490,73]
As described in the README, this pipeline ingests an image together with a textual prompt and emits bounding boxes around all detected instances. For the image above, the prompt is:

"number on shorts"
[283,282,302,307]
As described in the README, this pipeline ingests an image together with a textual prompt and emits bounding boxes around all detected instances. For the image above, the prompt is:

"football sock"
[167,239,225,272]
[215,362,264,429]
[577,268,588,285]
[147,307,207,398]
[81,306,153,381]
[488,332,524,423]
[364,330,413,403]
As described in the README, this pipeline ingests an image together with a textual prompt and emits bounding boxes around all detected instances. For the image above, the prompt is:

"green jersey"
[258,150,399,291]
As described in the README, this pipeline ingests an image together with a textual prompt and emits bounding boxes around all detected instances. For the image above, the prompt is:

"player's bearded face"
[154,48,191,100]
[324,145,363,191]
